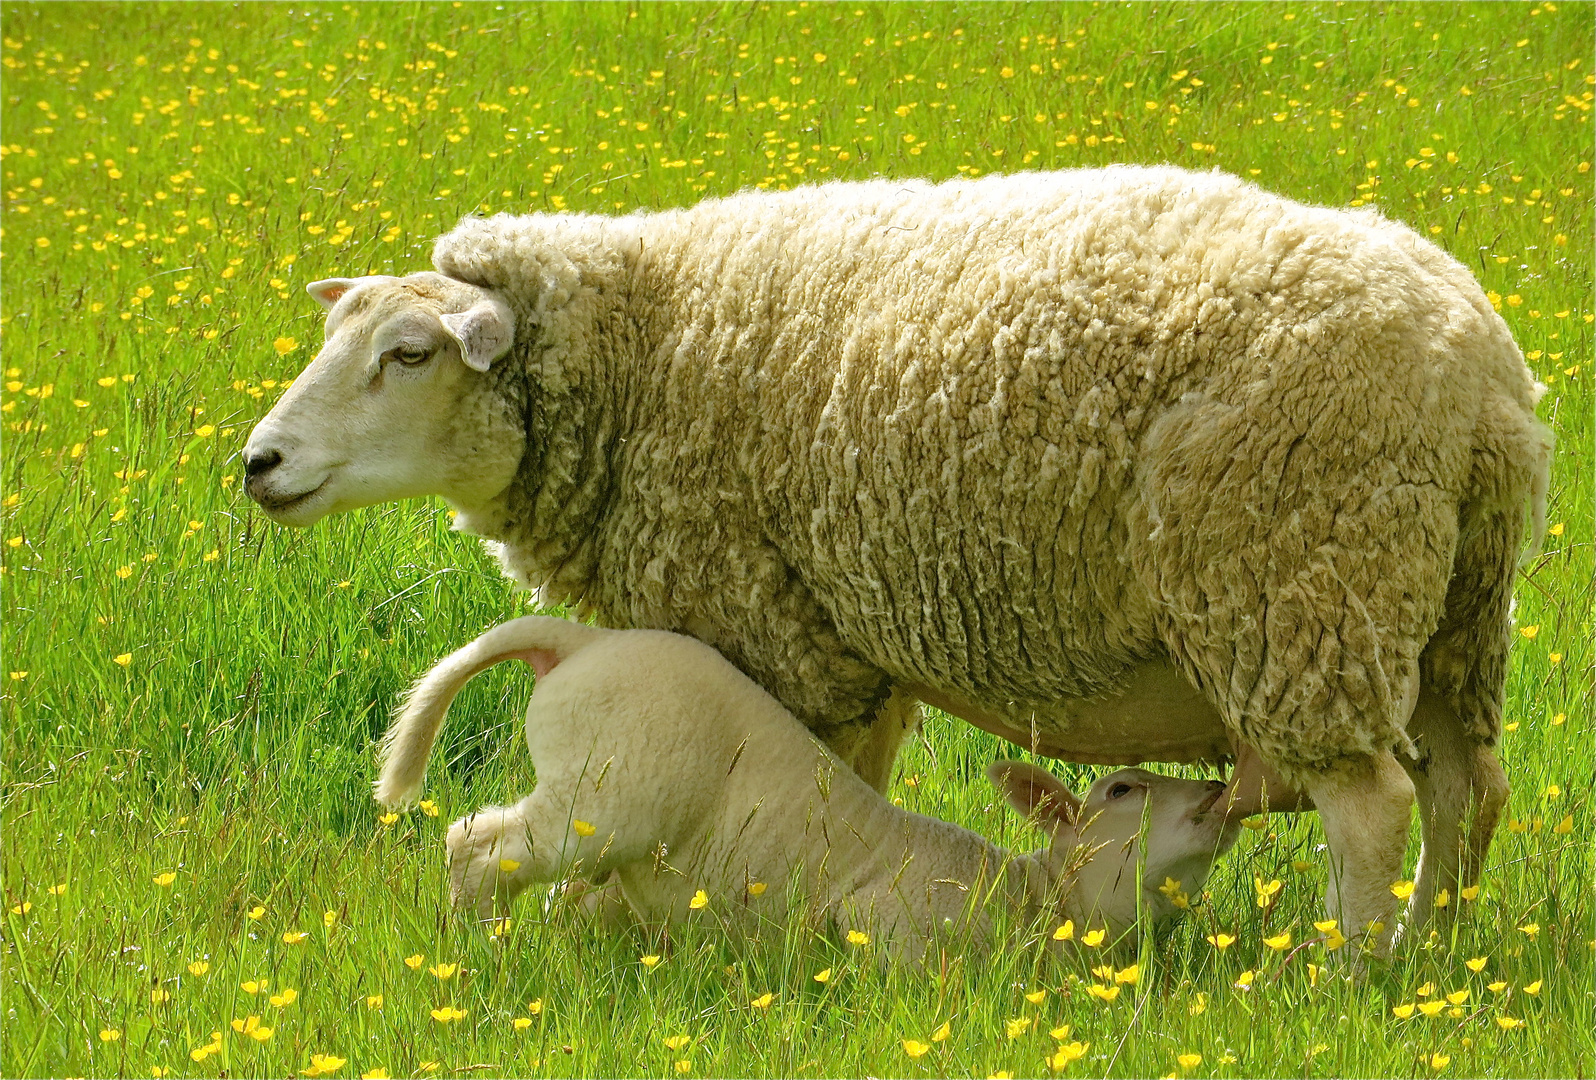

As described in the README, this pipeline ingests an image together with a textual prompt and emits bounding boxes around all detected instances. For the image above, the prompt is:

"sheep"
[375,615,1240,957]
[244,165,1551,953]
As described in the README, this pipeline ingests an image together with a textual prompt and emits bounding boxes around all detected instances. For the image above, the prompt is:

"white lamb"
[377,616,1239,957]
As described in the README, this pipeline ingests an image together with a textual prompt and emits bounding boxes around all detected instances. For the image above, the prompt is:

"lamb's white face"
[990,763,1240,934]
[243,272,524,526]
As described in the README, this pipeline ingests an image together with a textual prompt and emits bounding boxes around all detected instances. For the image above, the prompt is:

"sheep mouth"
[1192,786,1227,820]
[254,477,329,516]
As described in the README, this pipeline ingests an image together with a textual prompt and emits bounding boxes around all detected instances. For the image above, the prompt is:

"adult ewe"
[244,165,1550,952]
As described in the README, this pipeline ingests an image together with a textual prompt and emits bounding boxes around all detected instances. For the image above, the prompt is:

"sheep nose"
[243,447,283,478]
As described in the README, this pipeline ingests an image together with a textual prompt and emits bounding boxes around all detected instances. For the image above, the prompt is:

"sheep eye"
[384,346,431,366]
[1108,783,1133,799]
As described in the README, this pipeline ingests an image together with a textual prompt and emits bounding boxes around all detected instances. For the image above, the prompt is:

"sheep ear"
[988,760,1082,828]
[306,278,362,311]
[440,297,515,373]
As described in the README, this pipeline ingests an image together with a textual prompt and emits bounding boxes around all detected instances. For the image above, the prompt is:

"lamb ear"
[306,278,362,310]
[440,296,515,373]
[987,760,1082,828]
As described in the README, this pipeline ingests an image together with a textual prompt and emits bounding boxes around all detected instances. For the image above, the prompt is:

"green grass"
[1,2,1591,1077]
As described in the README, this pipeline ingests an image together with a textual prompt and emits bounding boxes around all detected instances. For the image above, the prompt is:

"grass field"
[1,2,1591,1077]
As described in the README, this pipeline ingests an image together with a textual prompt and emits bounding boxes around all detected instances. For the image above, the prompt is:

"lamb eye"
[1108,783,1133,799]
[385,346,431,366]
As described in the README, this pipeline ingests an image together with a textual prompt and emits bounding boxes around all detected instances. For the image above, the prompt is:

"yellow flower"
[1188,993,1208,1017]
[282,930,309,944]
[1052,920,1075,941]
[1254,877,1282,905]
[194,424,215,438]
[323,910,338,928]
[114,652,133,667]
[1430,1052,1450,1070]
[513,1017,533,1031]
[1522,979,1542,995]
[813,968,832,984]
[269,987,298,1007]
[152,871,177,887]
[1082,927,1107,948]
[1391,880,1416,900]
[1393,1003,1417,1019]
[428,962,457,980]
[9,901,31,916]
[1519,924,1540,940]
[241,979,268,994]
[1460,885,1481,902]
[1418,1001,1445,1017]
[902,1039,931,1058]
[99,1029,122,1042]
[379,812,398,825]
[1446,989,1470,1005]
[1496,1015,1525,1031]
[1025,989,1047,1004]
[1553,815,1573,835]
[675,1062,692,1076]
[1487,980,1508,994]
[931,1020,951,1042]
[1177,1052,1203,1070]
[1114,964,1140,985]
[188,960,210,977]
[573,819,597,837]
[689,890,709,910]
[490,917,513,938]
[418,799,439,817]
[750,992,774,1009]
[247,905,266,920]
[150,987,171,1004]
[1233,970,1256,991]
[430,1006,467,1022]
[231,1015,274,1042]
[273,337,298,356]
[362,1071,389,1080]
[747,882,767,897]
[664,1035,692,1051]
[404,953,425,969]
[304,1053,347,1077]
[1206,932,1236,951]
[1465,957,1487,973]
[527,999,544,1014]
[1433,888,1450,909]
[1263,931,1292,951]
[1048,1041,1089,1069]
[1005,1016,1033,1037]
[1087,984,1120,1003]
[366,995,383,1009]
[846,929,870,946]
[1519,624,1539,640]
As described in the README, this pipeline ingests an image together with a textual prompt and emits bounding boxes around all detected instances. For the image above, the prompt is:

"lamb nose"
[1207,780,1226,792]
[243,447,283,478]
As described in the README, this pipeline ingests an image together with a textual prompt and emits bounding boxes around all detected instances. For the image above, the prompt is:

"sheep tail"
[373,616,605,809]
[1420,384,1554,745]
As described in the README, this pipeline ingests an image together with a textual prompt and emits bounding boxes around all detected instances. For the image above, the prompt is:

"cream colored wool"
[431,165,1550,780]
[375,616,1239,957]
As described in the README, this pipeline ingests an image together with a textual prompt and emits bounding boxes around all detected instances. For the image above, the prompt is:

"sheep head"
[988,762,1240,934]
[243,272,523,526]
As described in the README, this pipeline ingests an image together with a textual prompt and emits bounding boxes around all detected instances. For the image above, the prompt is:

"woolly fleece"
[431,165,1550,779]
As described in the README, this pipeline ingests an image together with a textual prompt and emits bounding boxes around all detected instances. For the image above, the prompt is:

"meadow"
[1,1,1591,1076]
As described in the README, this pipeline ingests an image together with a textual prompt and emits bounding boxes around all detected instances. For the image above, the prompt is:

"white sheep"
[376,615,1239,957]
[245,165,1551,952]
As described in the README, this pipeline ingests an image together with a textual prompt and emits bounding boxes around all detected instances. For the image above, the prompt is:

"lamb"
[244,165,1551,953]
[375,615,1240,957]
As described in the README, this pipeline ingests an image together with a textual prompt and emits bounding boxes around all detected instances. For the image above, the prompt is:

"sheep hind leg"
[1398,687,1508,938]
[446,789,611,920]
[1303,750,1415,959]
[840,687,923,794]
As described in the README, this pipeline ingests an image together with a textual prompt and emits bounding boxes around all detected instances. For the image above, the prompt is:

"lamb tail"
[373,616,603,809]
